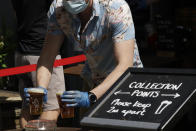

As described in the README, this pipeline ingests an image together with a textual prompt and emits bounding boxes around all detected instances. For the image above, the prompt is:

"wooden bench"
[0,90,22,130]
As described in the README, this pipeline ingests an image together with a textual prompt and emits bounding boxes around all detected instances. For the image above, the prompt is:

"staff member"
[36,0,143,108]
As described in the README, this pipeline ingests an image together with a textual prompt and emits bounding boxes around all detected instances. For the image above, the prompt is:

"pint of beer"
[56,91,74,118]
[28,88,45,115]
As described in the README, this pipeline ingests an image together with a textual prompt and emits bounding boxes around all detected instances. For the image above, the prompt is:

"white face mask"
[63,0,89,14]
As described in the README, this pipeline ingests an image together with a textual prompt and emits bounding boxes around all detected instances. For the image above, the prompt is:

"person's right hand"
[24,87,48,105]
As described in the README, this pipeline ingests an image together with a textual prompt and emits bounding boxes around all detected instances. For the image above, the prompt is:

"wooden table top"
[0,90,21,103]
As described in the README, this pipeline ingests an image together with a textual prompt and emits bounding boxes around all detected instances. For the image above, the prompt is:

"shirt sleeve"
[109,2,135,43]
[47,0,64,35]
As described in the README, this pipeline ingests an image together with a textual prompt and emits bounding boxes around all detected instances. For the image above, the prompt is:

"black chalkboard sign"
[80,68,196,131]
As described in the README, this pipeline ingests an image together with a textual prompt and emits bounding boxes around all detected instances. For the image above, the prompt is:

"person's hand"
[24,87,48,105]
[61,90,90,108]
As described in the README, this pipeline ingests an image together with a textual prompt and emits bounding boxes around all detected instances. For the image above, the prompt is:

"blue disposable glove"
[61,90,90,108]
[24,87,48,105]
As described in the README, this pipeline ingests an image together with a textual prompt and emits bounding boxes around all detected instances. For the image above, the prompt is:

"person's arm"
[36,33,64,89]
[61,40,135,107]
[90,2,136,99]
[61,2,141,108]
[24,1,64,104]
[36,0,64,89]
[90,40,134,99]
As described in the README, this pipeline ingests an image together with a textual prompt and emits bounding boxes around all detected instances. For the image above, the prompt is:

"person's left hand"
[61,90,90,107]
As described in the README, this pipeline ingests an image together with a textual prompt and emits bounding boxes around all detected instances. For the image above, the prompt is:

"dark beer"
[28,88,44,115]
[56,92,74,118]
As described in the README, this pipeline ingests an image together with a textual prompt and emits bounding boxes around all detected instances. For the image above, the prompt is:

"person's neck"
[78,0,93,26]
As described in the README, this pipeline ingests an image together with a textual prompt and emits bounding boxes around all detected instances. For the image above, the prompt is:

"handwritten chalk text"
[129,82,182,90]
[131,90,160,98]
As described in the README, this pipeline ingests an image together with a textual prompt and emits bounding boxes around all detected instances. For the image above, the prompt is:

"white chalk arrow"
[114,90,130,95]
[161,93,180,98]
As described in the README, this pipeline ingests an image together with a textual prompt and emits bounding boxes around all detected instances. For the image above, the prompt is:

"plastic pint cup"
[56,91,74,118]
[28,88,44,115]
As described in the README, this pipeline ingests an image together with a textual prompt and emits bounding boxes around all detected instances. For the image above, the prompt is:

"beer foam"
[56,91,64,95]
[28,88,44,93]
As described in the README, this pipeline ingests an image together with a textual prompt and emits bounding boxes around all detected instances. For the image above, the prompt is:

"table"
[4,127,127,131]
[0,90,22,103]
[0,90,22,130]
[4,127,82,131]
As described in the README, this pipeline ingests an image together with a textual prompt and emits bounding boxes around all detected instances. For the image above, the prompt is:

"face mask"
[63,0,89,15]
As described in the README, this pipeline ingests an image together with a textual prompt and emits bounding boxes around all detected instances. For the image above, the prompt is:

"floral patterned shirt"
[48,0,143,87]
